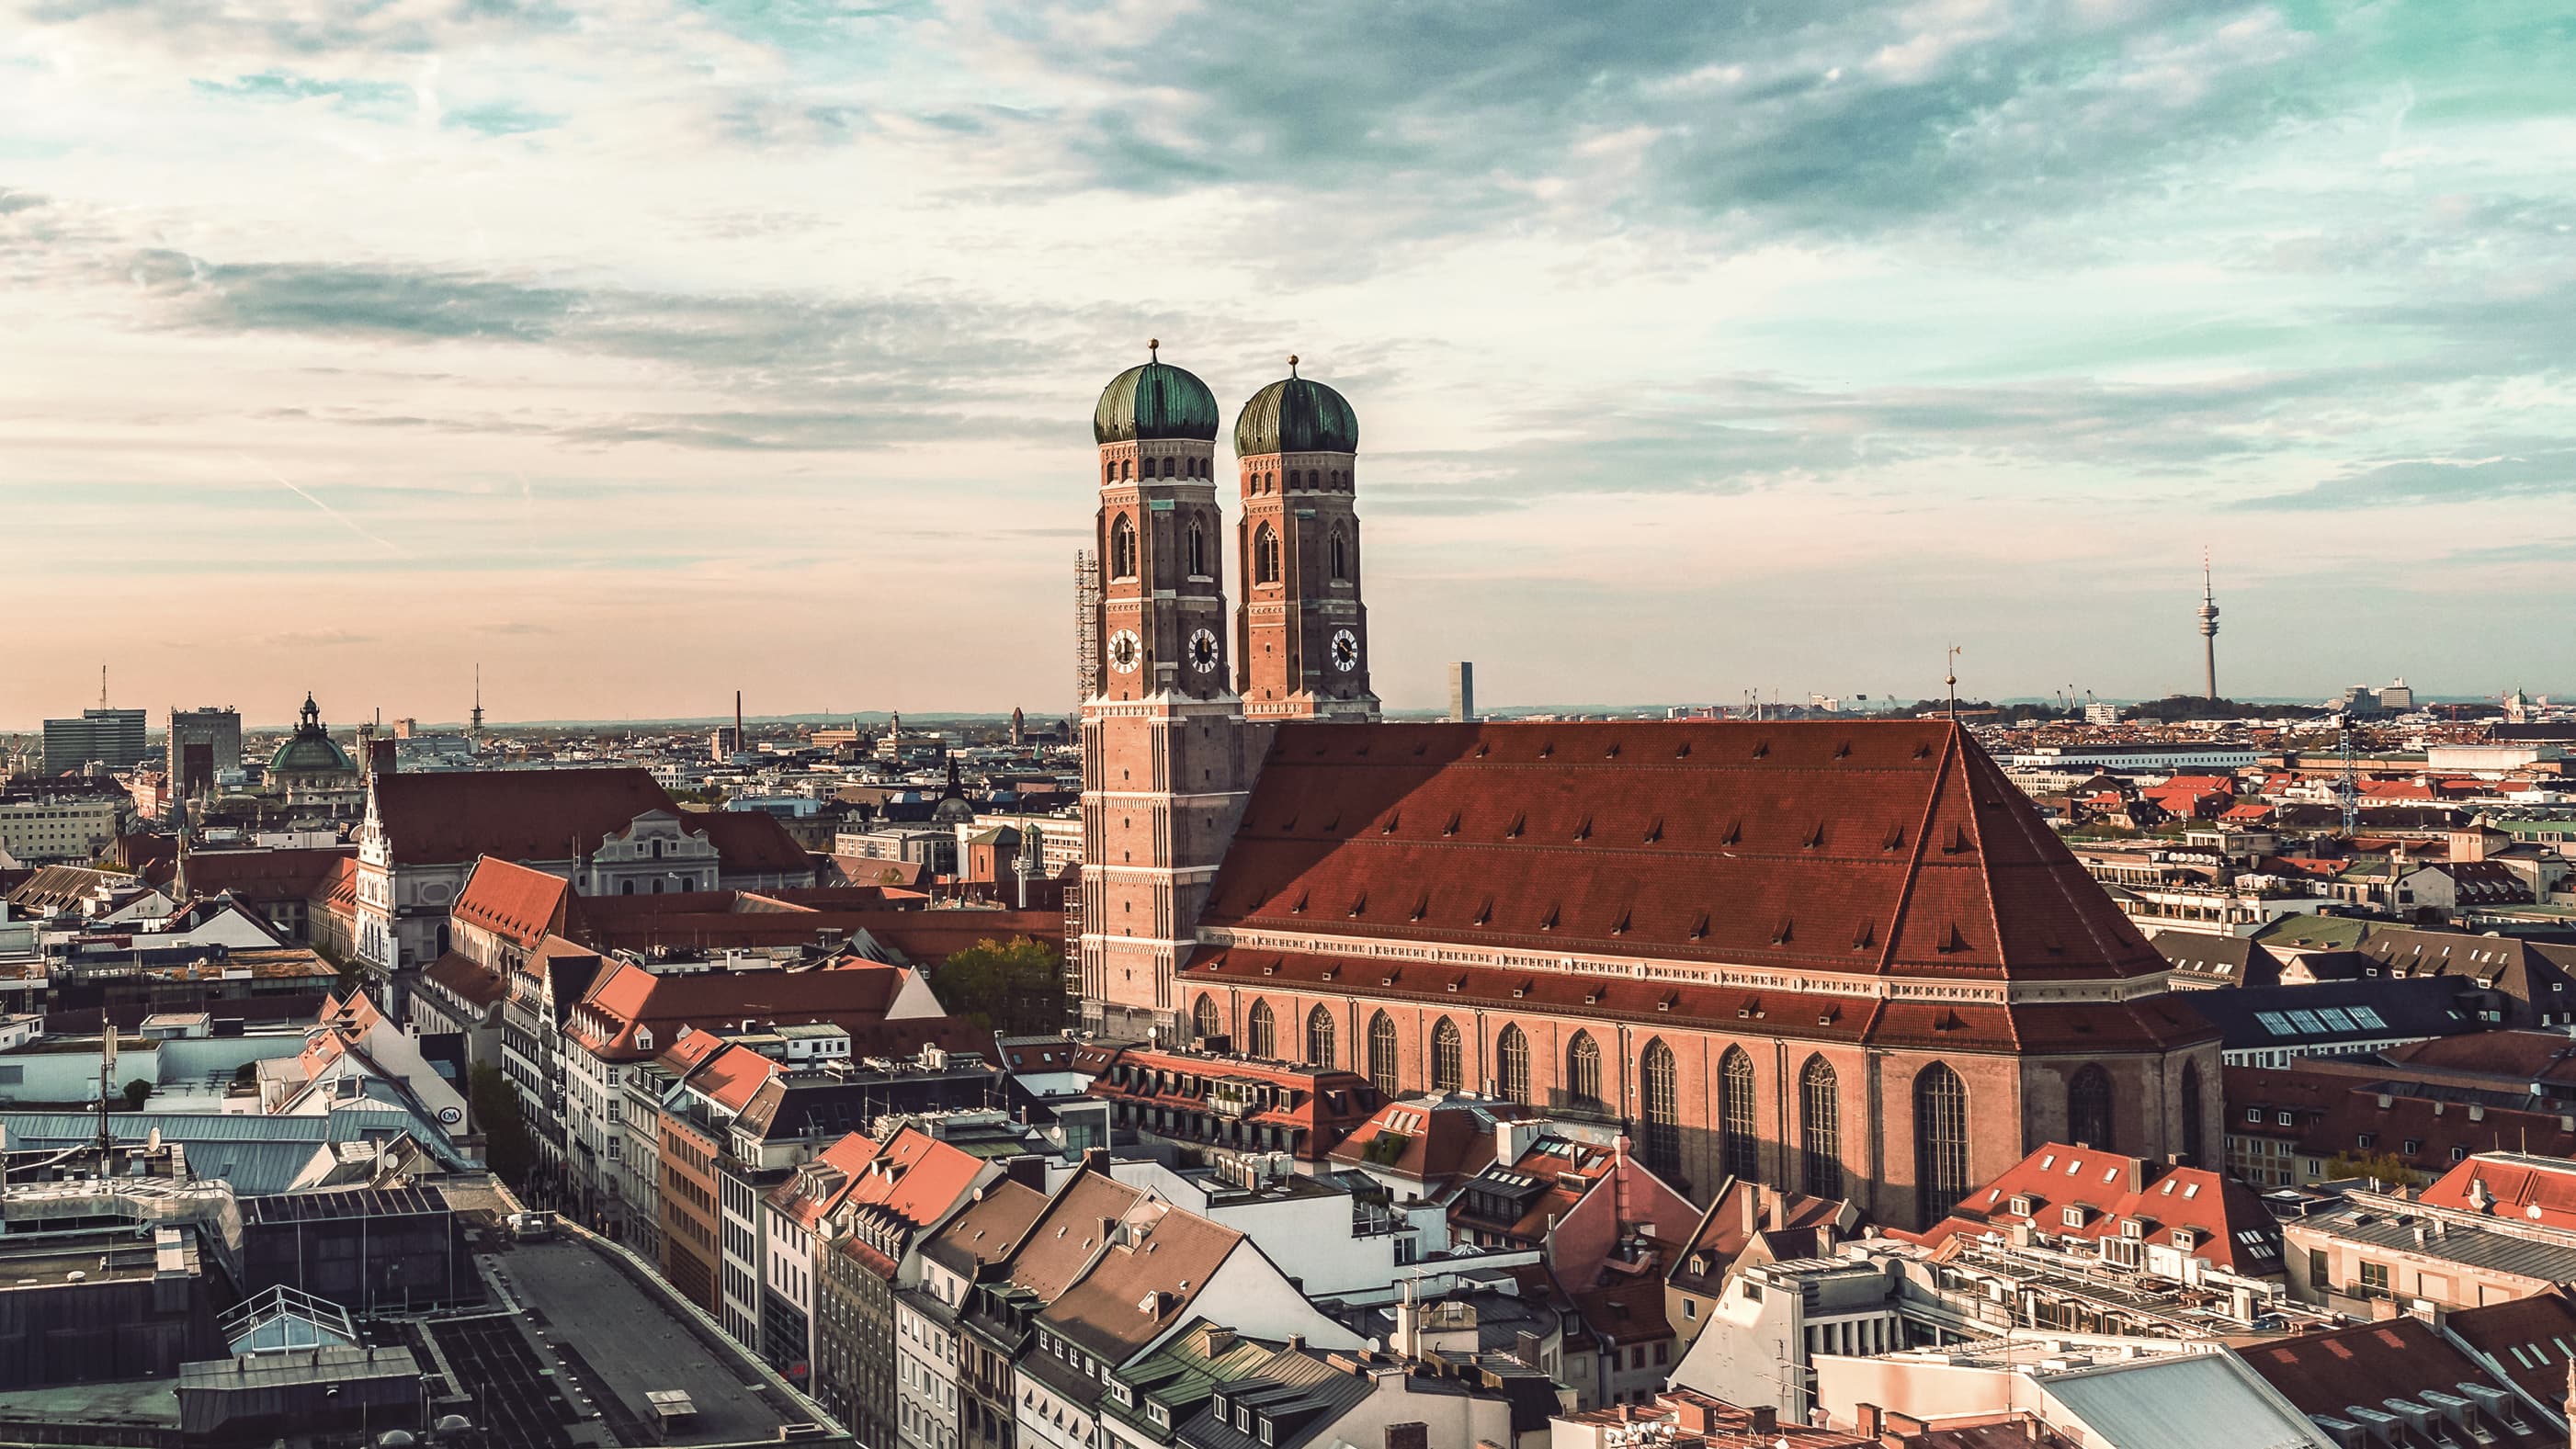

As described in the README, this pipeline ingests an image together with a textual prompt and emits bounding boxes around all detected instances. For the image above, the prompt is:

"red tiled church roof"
[370,768,675,866]
[1196,720,2169,985]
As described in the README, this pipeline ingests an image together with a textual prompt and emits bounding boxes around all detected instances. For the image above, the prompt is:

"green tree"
[470,1062,536,1186]
[119,1078,152,1110]
[2321,1149,2421,1188]
[930,936,1066,1037]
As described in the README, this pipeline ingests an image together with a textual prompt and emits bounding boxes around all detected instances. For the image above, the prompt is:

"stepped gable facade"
[1074,350,2220,1228]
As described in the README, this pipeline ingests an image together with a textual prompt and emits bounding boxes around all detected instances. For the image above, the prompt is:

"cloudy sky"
[4,0,2570,727]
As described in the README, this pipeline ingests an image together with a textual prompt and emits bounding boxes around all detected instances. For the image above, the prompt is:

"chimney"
[1081,1147,1110,1178]
[1671,1396,1718,1434]
[1749,1405,1776,1434]
[1740,1183,1759,1239]
[1206,1326,1236,1357]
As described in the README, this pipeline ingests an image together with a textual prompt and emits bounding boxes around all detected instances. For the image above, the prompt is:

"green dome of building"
[1093,345,1220,445]
[269,694,355,775]
[1234,361,1358,456]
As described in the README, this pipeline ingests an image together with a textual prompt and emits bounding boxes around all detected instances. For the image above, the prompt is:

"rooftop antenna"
[1946,646,1962,720]
[470,664,484,741]
[99,663,108,710]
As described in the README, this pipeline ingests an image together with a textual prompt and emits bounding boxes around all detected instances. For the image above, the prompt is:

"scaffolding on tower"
[1073,548,1102,702]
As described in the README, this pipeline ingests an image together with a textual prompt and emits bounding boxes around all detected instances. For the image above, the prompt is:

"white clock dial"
[1330,628,1360,673]
[1187,628,1220,674]
[1108,628,1142,674]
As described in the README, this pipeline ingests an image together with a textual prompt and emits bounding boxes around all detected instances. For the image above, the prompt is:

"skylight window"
[2287,1010,2327,1034]
[2255,1012,2295,1035]
[2350,1006,2388,1029]
[2316,1007,2356,1031]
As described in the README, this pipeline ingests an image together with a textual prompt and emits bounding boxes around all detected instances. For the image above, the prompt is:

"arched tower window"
[1246,1001,1276,1059]
[1160,455,1175,479]
[1186,520,1207,577]
[1719,1047,1759,1183]
[1329,529,1347,582]
[1103,461,1114,485]
[1193,994,1220,1045]
[1109,515,1137,579]
[1430,1018,1462,1092]
[1367,1012,1399,1094]
[1800,1056,1843,1200]
[1640,1039,1681,1178]
[1495,1025,1530,1103]
[1914,1063,1970,1225]
[1121,458,1132,480]
[1254,525,1281,585]
[2181,1061,2206,1164]
[1288,470,1302,488]
[1306,1005,1336,1069]
[1566,1033,1602,1111]
[2068,1064,2115,1151]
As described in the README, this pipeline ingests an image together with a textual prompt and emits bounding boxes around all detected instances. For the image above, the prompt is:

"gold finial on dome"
[1148,338,1160,359]
[1288,354,1299,376]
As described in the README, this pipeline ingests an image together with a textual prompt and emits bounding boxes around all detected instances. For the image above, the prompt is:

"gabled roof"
[1043,1204,1243,1364]
[2243,1318,2556,1448]
[565,957,972,1059]
[2445,1290,2576,1409]
[1326,1092,1524,1188]
[1195,720,2168,985]
[180,847,357,901]
[369,767,676,866]
[422,951,506,1010]
[1923,1142,2282,1274]
[2421,1153,2576,1229]
[452,857,572,949]
[923,1178,1049,1277]
[691,810,812,875]
[1668,1178,1852,1295]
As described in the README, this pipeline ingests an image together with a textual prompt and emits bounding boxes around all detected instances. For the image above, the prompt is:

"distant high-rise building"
[166,706,242,799]
[2196,552,2221,702]
[1448,662,1476,722]
[2378,678,2414,713]
[41,708,146,775]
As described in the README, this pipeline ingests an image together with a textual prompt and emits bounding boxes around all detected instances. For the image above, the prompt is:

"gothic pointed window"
[2181,1061,2206,1164]
[1109,515,1137,580]
[1495,1025,1530,1103]
[1246,1001,1276,1059]
[1368,1012,1399,1094]
[1329,529,1348,582]
[1431,1018,1462,1092]
[1640,1039,1681,1178]
[1719,1047,1759,1183]
[1914,1063,1970,1224]
[2068,1064,2114,1151]
[1193,993,1220,1045]
[1306,1005,1336,1069]
[1187,520,1207,577]
[1800,1055,1843,1200]
[1254,525,1281,585]
[1566,1032,1602,1112]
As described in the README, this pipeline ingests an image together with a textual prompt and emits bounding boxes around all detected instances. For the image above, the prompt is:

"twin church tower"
[1079,346,1379,1038]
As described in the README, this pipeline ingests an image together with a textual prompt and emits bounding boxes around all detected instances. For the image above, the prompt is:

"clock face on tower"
[1330,628,1361,673]
[1186,628,1220,674]
[1108,628,1141,674]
